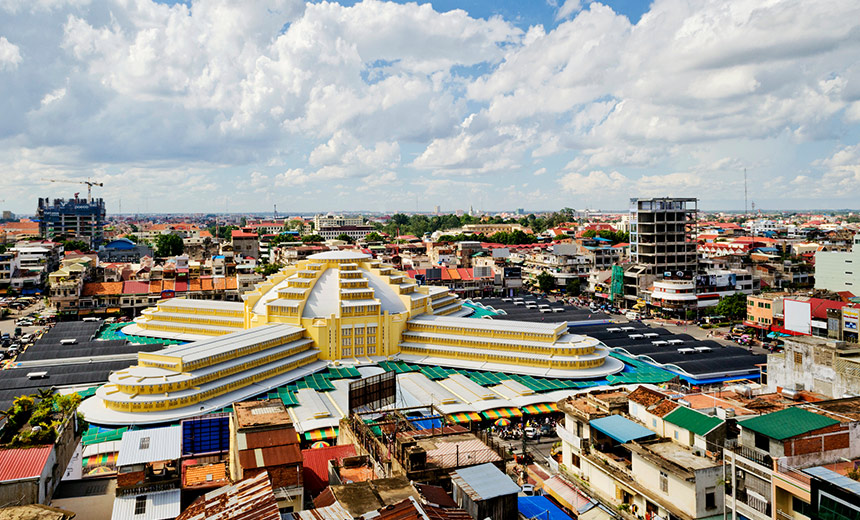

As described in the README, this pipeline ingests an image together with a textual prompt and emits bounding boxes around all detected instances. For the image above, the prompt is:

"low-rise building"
[766,336,860,398]
[230,400,303,513]
[450,463,520,520]
[559,389,725,520]
[98,238,153,263]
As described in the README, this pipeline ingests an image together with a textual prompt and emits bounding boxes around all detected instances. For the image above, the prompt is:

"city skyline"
[1,0,859,214]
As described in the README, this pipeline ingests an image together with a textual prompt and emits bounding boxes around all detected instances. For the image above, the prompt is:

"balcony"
[732,445,773,468]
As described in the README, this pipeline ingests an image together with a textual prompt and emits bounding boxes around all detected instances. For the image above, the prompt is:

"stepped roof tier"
[80,250,622,425]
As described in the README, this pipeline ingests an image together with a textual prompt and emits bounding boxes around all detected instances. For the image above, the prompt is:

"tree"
[334,233,354,243]
[365,232,384,242]
[125,234,139,243]
[62,239,89,252]
[155,233,184,257]
[536,271,556,293]
[301,234,324,243]
[565,278,581,296]
[714,292,748,320]
[255,263,283,276]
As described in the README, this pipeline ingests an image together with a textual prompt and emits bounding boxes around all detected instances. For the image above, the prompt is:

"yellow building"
[80,251,623,425]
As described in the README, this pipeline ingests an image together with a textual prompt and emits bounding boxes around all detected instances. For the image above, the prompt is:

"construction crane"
[43,178,104,200]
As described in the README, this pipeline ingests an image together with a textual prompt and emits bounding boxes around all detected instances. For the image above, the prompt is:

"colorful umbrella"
[495,418,511,427]
[311,441,330,449]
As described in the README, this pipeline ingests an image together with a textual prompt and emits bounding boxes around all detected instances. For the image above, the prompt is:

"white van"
[625,311,641,320]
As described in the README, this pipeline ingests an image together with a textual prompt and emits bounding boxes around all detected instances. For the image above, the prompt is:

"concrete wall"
[0,479,40,507]
[815,243,860,292]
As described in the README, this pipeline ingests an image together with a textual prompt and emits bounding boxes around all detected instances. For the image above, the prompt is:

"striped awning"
[448,412,482,424]
[304,427,338,441]
[482,407,523,420]
[522,403,559,415]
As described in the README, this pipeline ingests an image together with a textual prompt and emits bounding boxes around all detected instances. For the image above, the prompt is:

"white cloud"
[0,36,21,69]
[1,0,859,212]
[555,0,582,21]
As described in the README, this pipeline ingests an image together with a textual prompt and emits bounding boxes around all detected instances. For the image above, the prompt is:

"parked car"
[521,484,535,496]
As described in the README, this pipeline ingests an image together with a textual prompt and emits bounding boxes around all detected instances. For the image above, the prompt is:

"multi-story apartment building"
[231,229,260,260]
[37,196,106,247]
[557,388,726,520]
[313,214,365,230]
[814,236,860,293]
[723,400,860,520]
[519,243,591,289]
[624,198,698,311]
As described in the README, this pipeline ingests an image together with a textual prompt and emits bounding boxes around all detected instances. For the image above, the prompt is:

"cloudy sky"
[1,0,859,215]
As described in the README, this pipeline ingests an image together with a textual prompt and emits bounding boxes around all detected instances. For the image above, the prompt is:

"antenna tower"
[744,168,748,216]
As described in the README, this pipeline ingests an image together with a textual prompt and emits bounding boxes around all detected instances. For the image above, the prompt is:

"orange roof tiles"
[82,282,123,296]
[184,462,228,487]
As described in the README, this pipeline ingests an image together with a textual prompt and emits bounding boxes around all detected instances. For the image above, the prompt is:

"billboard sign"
[784,299,812,335]
[844,308,859,331]
[348,370,396,413]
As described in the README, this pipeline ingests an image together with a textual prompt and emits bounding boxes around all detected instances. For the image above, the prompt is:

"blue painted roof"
[589,415,656,444]
[803,466,860,496]
[452,463,520,500]
[519,496,574,520]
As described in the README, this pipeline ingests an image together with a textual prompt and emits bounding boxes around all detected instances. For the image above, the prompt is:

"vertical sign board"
[843,308,859,331]
[349,370,396,413]
[784,299,812,335]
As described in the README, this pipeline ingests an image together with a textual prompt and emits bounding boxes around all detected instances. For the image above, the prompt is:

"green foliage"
[1,391,80,446]
[124,234,139,243]
[155,233,184,257]
[301,234,324,243]
[565,278,581,296]
[365,232,384,242]
[714,292,748,320]
[536,271,556,293]
[0,244,6,254]
[582,229,629,244]
[205,224,238,241]
[62,239,89,252]
[255,263,283,276]
[487,230,537,245]
[334,233,354,243]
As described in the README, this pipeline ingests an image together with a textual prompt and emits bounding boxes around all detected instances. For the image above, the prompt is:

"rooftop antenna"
[744,168,748,216]
[274,203,278,220]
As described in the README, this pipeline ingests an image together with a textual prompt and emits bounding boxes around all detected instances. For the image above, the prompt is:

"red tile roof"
[232,230,258,238]
[0,446,53,481]
[123,281,150,294]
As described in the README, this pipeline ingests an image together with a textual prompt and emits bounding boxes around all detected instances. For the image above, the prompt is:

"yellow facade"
[98,250,618,419]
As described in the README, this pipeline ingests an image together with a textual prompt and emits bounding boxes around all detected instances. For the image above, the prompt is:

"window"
[754,432,769,451]
[659,471,668,493]
[355,347,364,356]
[139,437,150,450]
[355,336,364,345]
[705,488,716,509]
[674,430,679,440]
[652,418,657,428]
[342,348,351,356]
[794,351,803,365]
[367,335,376,344]
[792,497,814,518]
[367,346,376,355]
[342,337,351,346]
[134,495,147,515]
[341,327,351,336]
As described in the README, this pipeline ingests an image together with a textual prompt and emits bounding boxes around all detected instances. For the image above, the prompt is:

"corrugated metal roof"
[176,471,280,520]
[111,489,181,520]
[663,406,724,436]
[290,502,353,519]
[301,444,357,495]
[116,426,182,466]
[739,407,840,440]
[0,446,53,481]
[238,444,302,469]
[589,415,656,444]
[803,466,860,496]
[450,463,519,501]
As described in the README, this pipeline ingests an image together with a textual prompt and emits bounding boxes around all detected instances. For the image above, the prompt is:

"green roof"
[739,407,840,440]
[663,406,724,436]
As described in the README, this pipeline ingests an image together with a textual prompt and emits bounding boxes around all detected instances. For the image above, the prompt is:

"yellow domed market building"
[79,251,623,425]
